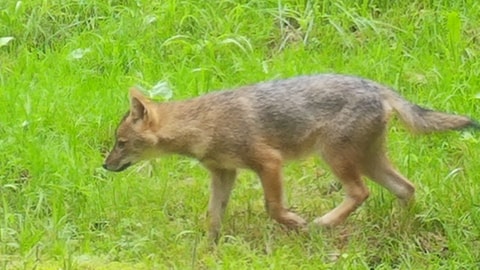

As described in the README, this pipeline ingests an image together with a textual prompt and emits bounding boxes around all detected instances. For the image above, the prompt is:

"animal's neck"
[151,101,209,159]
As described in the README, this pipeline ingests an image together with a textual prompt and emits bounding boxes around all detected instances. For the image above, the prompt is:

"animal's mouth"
[103,162,132,172]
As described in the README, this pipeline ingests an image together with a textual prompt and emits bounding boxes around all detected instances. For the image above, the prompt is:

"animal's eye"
[117,140,127,149]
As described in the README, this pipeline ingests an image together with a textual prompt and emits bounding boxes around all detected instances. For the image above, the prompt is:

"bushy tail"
[382,88,479,133]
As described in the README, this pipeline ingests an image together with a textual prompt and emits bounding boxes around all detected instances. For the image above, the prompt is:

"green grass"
[1,0,480,269]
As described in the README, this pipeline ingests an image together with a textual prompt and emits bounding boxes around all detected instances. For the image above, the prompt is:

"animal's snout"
[102,162,132,172]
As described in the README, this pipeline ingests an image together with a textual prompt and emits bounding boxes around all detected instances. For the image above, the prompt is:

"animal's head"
[103,88,161,172]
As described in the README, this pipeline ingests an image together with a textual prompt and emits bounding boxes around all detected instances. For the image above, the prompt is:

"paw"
[208,228,221,243]
[279,211,308,229]
[312,214,340,228]
[207,219,222,243]
[399,196,415,208]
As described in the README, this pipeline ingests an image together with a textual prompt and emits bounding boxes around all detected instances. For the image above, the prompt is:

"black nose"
[102,164,108,170]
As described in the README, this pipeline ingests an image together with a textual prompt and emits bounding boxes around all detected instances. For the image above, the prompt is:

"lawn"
[1,0,479,269]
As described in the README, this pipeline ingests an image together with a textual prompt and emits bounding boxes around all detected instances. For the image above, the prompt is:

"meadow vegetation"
[1,0,479,269]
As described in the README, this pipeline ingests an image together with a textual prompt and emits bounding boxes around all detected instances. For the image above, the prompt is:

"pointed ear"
[129,88,149,121]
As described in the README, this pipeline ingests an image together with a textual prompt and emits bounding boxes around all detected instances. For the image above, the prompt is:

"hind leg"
[314,151,370,227]
[362,152,415,206]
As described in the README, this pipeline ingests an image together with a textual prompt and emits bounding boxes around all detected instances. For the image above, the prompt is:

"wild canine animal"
[103,74,478,240]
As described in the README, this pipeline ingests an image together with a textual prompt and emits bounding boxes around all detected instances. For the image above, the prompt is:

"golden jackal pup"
[103,74,478,240]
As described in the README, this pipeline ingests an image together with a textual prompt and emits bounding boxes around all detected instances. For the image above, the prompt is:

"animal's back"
[192,74,389,160]
[246,75,387,144]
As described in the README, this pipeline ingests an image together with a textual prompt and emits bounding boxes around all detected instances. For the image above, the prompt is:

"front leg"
[252,149,307,229]
[206,168,237,241]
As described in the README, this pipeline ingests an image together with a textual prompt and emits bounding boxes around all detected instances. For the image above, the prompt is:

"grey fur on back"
[219,74,475,135]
